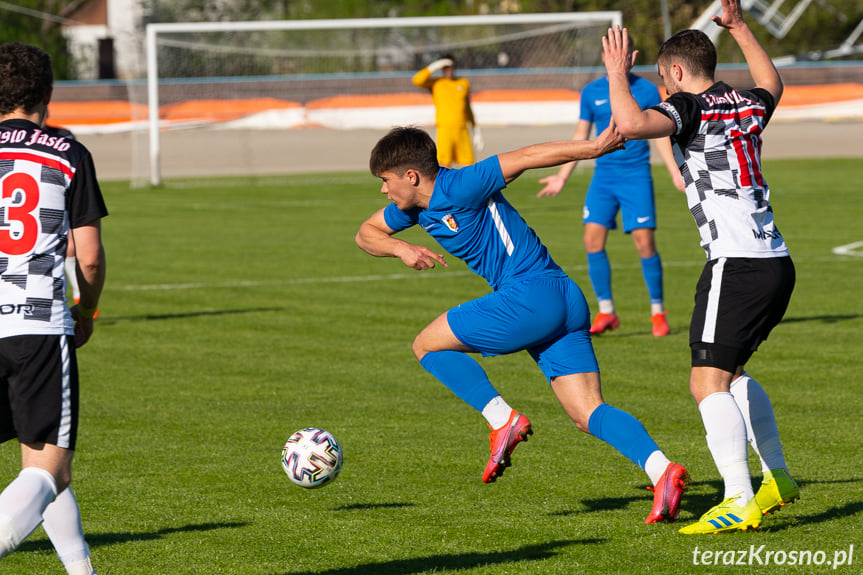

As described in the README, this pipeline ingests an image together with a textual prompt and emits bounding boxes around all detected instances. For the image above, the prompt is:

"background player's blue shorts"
[583,164,656,233]
[446,274,599,381]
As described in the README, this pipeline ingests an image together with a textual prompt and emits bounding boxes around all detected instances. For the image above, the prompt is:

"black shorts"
[690,257,795,373]
[0,334,79,450]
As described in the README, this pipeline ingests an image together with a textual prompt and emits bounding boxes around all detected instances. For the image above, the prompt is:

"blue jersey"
[580,75,661,167]
[383,156,563,290]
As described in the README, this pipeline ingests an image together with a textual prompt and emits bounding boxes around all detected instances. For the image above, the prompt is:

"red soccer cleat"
[482,411,532,483]
[589,312,620,335]
[645,462,689,523]
[651,311,670,337]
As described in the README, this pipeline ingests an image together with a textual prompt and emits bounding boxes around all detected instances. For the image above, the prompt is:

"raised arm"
[712,0,783,102]
[498,123,625,184]
[355,208,448,271]
[603,27,676,140]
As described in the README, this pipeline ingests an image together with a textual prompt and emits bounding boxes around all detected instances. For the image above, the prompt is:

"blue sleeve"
[637,79,662,109]
[440,156,506,208]
[383,203,420,232]
[579,82,596,123]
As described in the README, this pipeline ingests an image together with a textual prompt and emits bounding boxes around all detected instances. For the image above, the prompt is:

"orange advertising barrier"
[47,85,863,128]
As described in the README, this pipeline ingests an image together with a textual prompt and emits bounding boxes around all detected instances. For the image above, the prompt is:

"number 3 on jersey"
[1,172,40,256]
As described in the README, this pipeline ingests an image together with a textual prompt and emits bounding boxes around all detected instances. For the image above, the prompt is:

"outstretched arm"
[713,0,783,102]
[356,208,448,271]
[602,27,675,140]
[537,120,592,197]
[498,123,625,184]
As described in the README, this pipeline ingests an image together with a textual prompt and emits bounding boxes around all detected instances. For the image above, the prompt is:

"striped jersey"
[0,119,108,338]
[383,156,564,290]
[653,81,789,260]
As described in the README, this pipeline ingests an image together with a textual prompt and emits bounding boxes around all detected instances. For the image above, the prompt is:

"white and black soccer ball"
[281,427,343,488]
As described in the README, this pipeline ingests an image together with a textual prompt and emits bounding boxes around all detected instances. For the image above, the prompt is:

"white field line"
[111,252,856,292]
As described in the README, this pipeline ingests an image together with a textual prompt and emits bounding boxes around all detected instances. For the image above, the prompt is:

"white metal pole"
[146,24,161,187]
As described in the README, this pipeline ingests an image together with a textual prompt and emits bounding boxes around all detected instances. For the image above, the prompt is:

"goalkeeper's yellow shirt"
[412,68,474,128]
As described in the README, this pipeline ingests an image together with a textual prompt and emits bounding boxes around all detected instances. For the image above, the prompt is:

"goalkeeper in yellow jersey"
[412,54,483,167]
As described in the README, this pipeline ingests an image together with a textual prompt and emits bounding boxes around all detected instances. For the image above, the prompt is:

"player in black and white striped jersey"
[0,42,107,574]
[601,0,799,534]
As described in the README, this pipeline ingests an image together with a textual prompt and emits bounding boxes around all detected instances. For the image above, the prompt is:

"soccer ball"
[281,427,343,488]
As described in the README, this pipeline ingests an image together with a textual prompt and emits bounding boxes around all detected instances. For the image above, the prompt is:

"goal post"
[143,12,623,186]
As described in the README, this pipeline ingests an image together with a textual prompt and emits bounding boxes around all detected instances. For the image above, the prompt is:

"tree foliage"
[0,0,71,80]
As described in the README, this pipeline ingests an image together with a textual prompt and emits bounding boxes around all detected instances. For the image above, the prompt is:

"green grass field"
[2,158,861,574]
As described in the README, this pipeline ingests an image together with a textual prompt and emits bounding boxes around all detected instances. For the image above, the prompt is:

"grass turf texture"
[1,158,861,574]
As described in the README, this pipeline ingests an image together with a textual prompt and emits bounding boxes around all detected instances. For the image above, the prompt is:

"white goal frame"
[145,12,622,186]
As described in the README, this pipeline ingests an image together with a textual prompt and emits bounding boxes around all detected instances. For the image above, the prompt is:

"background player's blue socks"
[419,351,499,412]
[641,253,664,304]
[588,403,660,469]
[587,250,612,303]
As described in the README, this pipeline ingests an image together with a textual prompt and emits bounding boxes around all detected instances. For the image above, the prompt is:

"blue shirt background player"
[356,126,688,523]
[539,68,685,337]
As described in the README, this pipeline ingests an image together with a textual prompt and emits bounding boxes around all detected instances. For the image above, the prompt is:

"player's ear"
[405,168,421,187]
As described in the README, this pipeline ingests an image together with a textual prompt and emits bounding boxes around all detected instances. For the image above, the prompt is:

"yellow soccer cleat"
[679,494,762,534]
[755,469,800,515]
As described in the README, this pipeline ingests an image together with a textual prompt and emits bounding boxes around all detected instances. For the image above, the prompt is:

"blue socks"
[588,403,660,469]
[641,253,664,304]
[419,351,499,412]
[587,250,612,302]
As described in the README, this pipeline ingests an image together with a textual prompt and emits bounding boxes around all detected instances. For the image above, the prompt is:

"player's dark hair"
[441,53,456,66]
[0,42,53,116]
[369,126,440,178]
[657,29,716,80]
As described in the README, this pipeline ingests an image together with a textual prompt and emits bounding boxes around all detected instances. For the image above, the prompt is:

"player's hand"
[428,58,454,73]
[671,170,686,192]
[471,126,485,153]
[537,174,566,197]
[712,0,745,30]
[593,123,626,158]
[395,243,449,271]
[602,26,637,77]
[71,304,95,348]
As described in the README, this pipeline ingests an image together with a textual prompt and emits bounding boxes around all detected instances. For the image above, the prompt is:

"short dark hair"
[657,29,716,80]
[369,126,440,178]
[440,54,456,66]
[0,42,53,115]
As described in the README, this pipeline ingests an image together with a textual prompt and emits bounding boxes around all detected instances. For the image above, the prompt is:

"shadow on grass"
[98,307,283,324]
[17,521,247,553]
[558,476,863,524]
[781,314,860,324]
[272,539,604,575]
[334,502,416,511]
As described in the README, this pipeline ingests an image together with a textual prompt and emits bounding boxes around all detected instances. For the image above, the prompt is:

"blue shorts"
[446,275,599,381]
[583,164,656,232]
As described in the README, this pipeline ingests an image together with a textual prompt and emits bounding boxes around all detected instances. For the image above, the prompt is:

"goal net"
[132,12,622,186]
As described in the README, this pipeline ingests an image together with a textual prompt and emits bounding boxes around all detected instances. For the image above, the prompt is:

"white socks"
[650,303,665,316]
[597,299,615,314]
[0,467,58,558]
[730,372,787,474]
[43,488,95,575]
[644,451,672,486]
[481,396,515,429]
[699,392,754,501]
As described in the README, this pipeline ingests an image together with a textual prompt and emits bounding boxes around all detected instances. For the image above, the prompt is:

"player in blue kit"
[356,126,689,524]
[538,43,684,337]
